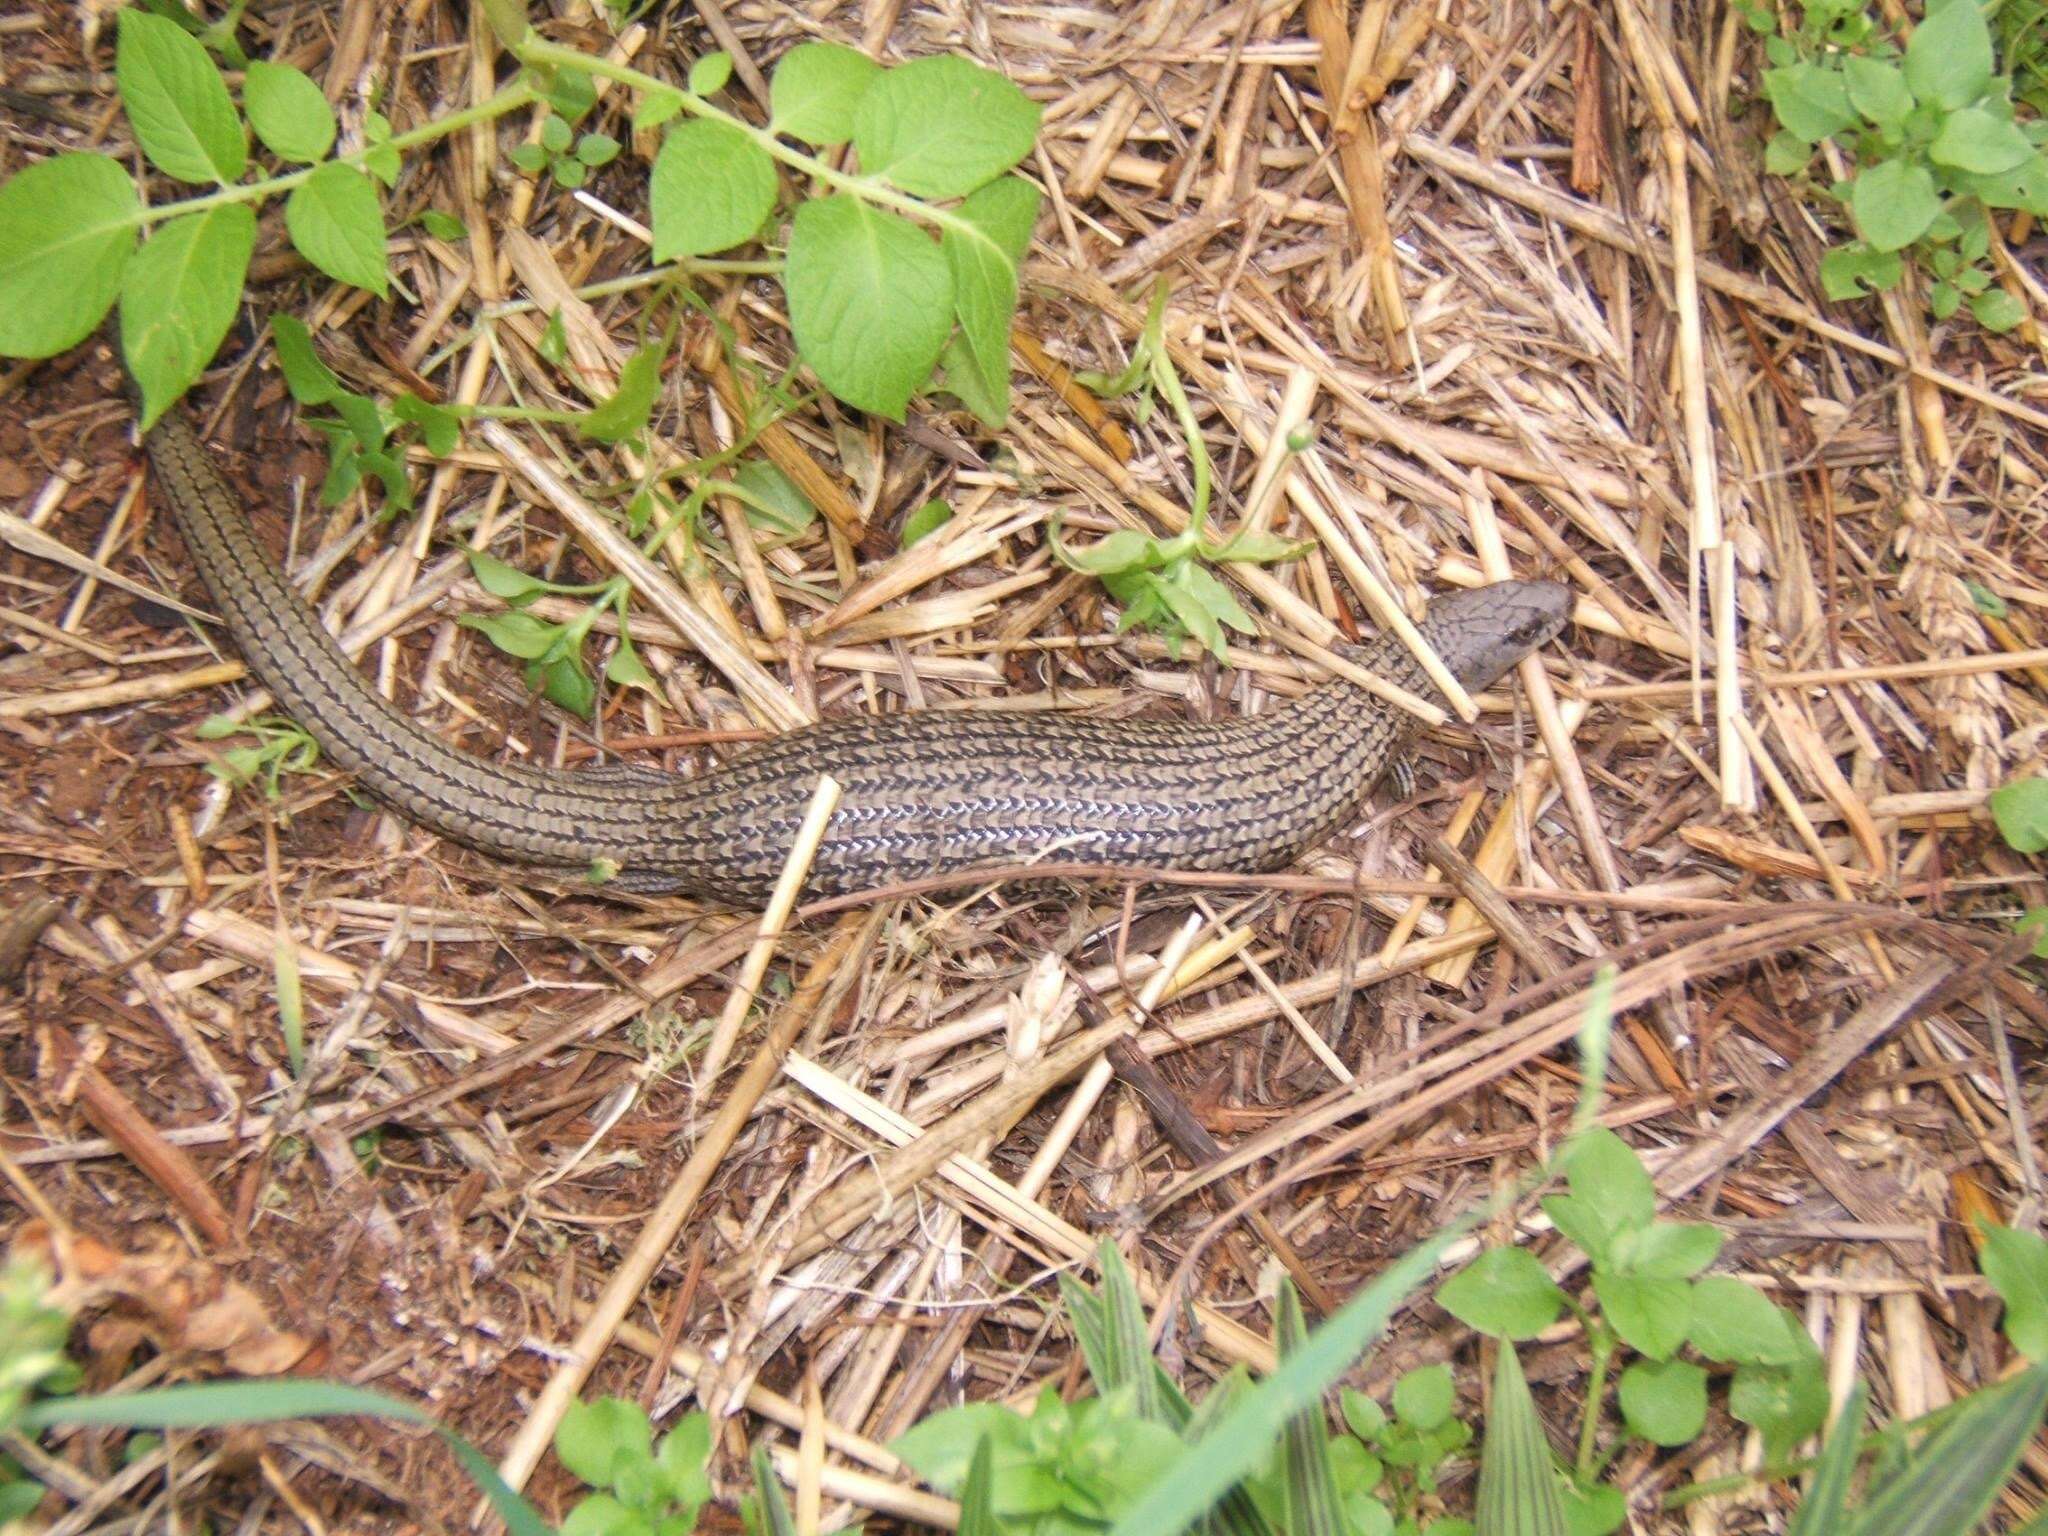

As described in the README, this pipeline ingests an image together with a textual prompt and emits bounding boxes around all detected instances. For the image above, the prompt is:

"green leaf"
[580,341,665,444]
[1765,129,1813,173]
[1932,279,1964,318]
[1851,158,1941,251]
[851,55,1041,197]
[1932,106,2035,172]
[1686,1277,1805,1364]
[576,133,620,167]
[0,153,139,359]
[942,174,1039,428]
[244,60,336,163]
[543,67,597,123]
[1473,1345,1569,1536]
[1820,242,1903,298]
[117,10,247,185]
[1991,778,2048,852]
[562,1493,654,1536]
[556,1397,653,1489]
[1341,1389,1387,1443]
[120,204,255,429]
[1566,1128,1654,1225]
[1391,1366,1454,1432]
[269,312,345,403]
[1964,151,2048,213]
[542,113,574,153]
[889,1403,1021,1491]
[650,119,778,260]
[732,460,817,533]
[1971,287,2028,330]
[656,1412,712,1518]
[1843,56,1912,130]
[1728,1353,1829,1462]
[1980,1222,2048,1360]
[900,497,954,548]
[1905,0,1995,110]
[633,85,685,134]
[1438,1247,1565,1341]
[769,41,881,146]
[1558,1481,1625,1536]
[689,51,733,96]
[1593,1273,1690,1360]
[1103,1202,1480,1536]
[605,633,658,692]
[468,551,548,602]
[1763,62,1858,142]
[1615,1221,1722,1280]
[284,163,389,294]
[1617,1359,1706,1447]
[480,0,529,49]
[1844,1362,2048,1536]
[460,609,562,660]
[392,393,460,456]
[509,142,548,174]
[785,195,952,419]
[554,158,589,191]
[418,208,468,241]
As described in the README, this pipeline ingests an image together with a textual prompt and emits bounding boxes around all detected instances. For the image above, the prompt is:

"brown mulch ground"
[4,0,2048,1530]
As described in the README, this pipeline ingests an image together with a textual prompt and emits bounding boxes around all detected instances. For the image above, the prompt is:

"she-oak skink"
[144,411,1572,903]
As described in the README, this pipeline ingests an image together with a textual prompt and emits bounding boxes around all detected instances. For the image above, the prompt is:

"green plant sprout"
[1440,1126,1828,1533]
[551,1396,713,1536]
[1748,0,2046,331]
[511,69,621,190]
[1054,283,1308,661]
[0,5,1044,435]
[195,711,322,799]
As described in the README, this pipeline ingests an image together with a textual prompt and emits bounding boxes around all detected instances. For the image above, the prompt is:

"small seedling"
[196,711,322,799]
[1059,283,1307,661]
[509,112,621,190]
[460,550,660,720]
[553,1397,712,1536]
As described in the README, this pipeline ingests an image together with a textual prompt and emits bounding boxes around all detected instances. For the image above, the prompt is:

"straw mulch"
[2,0,2046,1529]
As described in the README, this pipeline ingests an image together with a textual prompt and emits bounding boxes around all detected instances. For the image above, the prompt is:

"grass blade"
[1274,1281,1348,1536]
[1475,1343,1567,1536]
[1844,1360,2048,1536]
[1104,1211,1470,1536]
[1786,1380,1867,1536]
[24,1379,554,1536]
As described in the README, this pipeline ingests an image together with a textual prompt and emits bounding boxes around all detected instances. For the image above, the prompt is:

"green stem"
[133,80,538,228]
[1575,1335,1612,1478]
[512,37,999,254]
